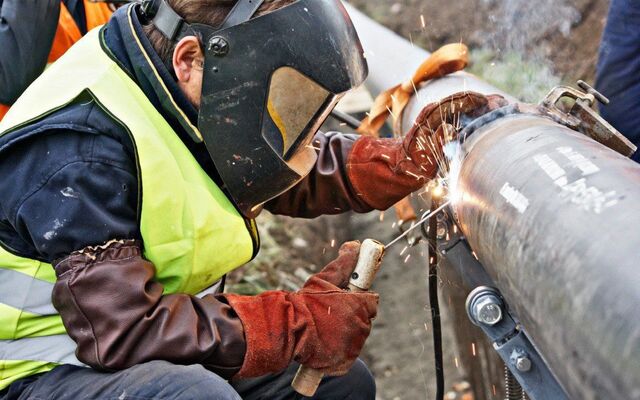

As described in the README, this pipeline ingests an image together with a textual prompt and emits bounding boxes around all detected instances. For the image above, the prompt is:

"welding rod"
[292,239,386,397]
[385,200,451,250]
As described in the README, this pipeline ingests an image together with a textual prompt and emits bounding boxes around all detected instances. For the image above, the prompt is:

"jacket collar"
[101,4,204,144]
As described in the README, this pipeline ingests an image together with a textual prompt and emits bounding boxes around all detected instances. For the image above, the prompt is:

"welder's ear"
[172,36,205,83]
[173,36,205,107]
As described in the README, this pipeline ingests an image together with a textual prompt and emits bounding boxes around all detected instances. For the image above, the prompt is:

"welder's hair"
[143,0,296,74]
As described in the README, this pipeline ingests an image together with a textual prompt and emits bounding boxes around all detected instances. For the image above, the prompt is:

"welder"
[0,0,114,121]
[0,1,448,398]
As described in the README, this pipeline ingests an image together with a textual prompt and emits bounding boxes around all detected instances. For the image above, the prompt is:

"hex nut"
[473,296,503,326]
[515,356,532,372]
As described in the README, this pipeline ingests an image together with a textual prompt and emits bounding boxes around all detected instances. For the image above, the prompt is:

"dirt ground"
[350,0,609,85]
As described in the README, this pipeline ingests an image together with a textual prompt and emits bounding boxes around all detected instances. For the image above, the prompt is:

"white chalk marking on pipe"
[556,146,600,176]
[499,182,530,214]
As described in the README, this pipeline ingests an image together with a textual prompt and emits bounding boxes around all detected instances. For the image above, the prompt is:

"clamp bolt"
[473,296,503,326]
[515,356,532,372]
[577,80,609,105]
[209,37,229,56]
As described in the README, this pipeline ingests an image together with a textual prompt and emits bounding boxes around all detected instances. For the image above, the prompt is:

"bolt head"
[473,296,503,325]
[208,37,229,56]
[515,356,532,372]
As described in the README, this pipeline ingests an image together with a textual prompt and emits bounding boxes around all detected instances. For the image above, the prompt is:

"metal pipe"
[346,3,640,399]
[452,114,640,399]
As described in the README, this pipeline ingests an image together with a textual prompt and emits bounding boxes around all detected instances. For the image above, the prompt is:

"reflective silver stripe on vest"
[0,335,85,366]
[0,268,57,315]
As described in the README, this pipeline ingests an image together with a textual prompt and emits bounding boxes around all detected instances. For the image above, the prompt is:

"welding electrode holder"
[291,239,386,397]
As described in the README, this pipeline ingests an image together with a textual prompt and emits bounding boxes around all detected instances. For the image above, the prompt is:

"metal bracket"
[540,81,637,157]
[466,287,569,400]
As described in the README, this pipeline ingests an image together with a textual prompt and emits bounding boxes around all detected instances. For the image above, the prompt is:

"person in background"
[0,0,113,120]
[595,0,640,162]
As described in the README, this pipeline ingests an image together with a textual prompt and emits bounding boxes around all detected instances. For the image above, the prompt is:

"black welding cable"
[427,202,445,400]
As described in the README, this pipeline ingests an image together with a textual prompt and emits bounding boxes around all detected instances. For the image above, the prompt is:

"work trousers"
[0,359,375,400]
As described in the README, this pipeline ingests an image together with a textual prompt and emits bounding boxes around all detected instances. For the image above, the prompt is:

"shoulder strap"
[219,0,265,30]
[144,0,265,42]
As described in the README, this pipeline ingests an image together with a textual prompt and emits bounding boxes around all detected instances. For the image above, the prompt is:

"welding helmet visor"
[191,0,367,218]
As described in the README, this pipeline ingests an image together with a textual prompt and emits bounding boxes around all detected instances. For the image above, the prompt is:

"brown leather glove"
[346,134,433,211]
[222,242,379,378]
[413,91,509,139]
[346,120,448,211]
[347,91,508,210]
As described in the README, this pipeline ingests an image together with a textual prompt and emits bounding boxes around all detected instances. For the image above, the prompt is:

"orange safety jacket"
[0,0,112,120]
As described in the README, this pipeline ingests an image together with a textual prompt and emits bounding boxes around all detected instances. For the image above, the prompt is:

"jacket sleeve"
[0,0,60,104]
[264,131,374,218]
[53,240,247,378]
[0,120,247,377]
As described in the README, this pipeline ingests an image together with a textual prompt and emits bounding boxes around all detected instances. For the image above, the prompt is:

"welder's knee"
[319,359,376,400]
[122,361,241,400]
[345,359,377,399]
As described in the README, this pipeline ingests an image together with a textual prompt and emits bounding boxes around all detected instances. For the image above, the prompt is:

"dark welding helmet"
[141,0,368,218]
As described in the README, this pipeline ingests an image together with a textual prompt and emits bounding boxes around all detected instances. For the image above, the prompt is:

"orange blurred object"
[357,43,469,138]
[0,105,9,121]
[48,1,112,63]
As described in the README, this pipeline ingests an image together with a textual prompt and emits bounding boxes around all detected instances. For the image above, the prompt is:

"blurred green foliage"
[226,213,303,295]
[468,49,561,103]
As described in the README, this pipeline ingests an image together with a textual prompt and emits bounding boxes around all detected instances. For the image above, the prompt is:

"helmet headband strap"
[219,0,265,30]
[143,0,265,42]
